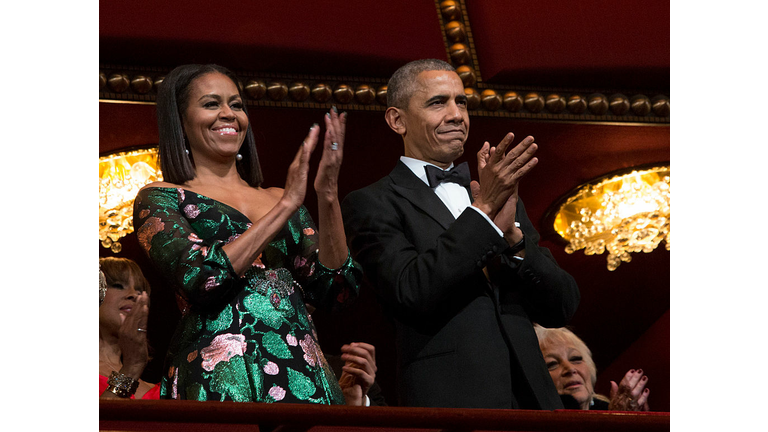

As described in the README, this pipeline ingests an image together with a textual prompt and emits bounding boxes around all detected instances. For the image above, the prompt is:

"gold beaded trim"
[98,1,669,123]
[99,65,668,123]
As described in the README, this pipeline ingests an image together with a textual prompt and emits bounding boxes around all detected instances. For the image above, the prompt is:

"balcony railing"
[100,399,670,432]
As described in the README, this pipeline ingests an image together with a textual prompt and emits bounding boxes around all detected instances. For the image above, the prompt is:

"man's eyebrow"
[424,94,448,105]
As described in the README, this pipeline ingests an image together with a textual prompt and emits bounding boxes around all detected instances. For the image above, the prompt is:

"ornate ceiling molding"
[100,65,389,111]
[99,1,669,124]
[433,0,669,123]
[434,0,483,85]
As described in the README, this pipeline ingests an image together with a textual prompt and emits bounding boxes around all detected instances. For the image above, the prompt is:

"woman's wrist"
[316,188,340,205]
[278,196,302,214]
[107,371,140,398]
[314,181,339,200]
[118,363,145,380]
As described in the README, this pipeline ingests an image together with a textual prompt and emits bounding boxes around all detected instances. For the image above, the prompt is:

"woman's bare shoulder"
[139,181,182,192]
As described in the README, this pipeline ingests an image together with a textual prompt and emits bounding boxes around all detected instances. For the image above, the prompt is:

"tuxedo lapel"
[389,161,456,230]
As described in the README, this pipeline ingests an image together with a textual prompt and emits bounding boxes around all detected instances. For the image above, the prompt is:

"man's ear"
[385,107,407,136]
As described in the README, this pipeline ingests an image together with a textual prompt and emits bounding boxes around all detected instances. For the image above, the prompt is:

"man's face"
[400,70,469,168]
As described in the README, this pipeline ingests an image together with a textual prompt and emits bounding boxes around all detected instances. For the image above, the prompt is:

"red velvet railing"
[100,400,669,432]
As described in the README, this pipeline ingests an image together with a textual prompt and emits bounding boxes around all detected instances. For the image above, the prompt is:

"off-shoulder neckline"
[141,186,254,225]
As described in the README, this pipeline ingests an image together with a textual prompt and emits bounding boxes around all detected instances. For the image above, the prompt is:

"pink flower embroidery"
[300,334,319,367]
[191,243,209,257]
[268,385,286,401]
[177,188,186,202]
[263,361,279,375]
[172,367,179,399]
[286,334,298,346]
[203,276,219,291]
[294,256,315,277]
[188,232,203,243]
[187,350,198,363]
[270,292,281,309]
[184,204,201,219]
[225,233,241,244]
[303,228,315,236]
[137,217,164,252]
[294,256,307,269]
[200,334,247,372]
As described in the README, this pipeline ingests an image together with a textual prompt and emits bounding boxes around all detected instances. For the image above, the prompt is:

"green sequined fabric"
[133,187,361,404]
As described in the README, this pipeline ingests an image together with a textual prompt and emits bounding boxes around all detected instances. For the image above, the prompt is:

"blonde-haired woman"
[534,324,650,411]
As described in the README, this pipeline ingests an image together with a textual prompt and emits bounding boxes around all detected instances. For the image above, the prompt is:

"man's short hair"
[386,59,456,109]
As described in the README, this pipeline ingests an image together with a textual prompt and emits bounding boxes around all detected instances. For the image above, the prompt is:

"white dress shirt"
[400,157,504,237]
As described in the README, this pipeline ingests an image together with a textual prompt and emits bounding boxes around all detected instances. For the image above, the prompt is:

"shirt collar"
[400,156,455,187]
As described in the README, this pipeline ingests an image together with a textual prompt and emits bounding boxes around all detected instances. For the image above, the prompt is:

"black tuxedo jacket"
[341,161,580,409]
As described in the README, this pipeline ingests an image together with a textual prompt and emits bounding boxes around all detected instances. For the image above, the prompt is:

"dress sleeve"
[287,206,362,312]
[133,187,240,308]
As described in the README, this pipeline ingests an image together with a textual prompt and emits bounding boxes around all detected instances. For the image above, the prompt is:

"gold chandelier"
[99,146,162,253]
[550,164,670,271]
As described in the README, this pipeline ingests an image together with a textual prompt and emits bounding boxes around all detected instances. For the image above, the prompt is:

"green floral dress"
[133,187,362,404]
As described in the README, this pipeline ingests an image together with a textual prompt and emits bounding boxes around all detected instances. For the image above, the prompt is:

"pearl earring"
[185,149,190,155]
[236,154,243,161]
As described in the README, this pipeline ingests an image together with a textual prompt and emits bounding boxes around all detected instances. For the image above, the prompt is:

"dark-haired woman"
[99,257,160,399]
[133,64,366,404]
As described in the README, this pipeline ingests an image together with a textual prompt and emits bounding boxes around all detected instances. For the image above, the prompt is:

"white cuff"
[467,205,504,237]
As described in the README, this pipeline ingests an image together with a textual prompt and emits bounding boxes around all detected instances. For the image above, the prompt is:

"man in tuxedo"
[341,59,579,409]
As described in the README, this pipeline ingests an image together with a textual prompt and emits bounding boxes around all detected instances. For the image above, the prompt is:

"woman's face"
[541,341,594,410]
[98,274,145,334]
[182,72,248,164]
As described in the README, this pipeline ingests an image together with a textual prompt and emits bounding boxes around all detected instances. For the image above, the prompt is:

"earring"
[236,153,243,161]
[185,149,190,155]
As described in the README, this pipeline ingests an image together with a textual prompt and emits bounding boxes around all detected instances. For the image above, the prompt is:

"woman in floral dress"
[133,64,372,404]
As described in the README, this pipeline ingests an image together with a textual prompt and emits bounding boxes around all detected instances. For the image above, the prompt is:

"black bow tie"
[424,162,471,188]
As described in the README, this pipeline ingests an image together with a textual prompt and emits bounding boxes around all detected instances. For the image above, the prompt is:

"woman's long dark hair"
[156,64,263,187]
